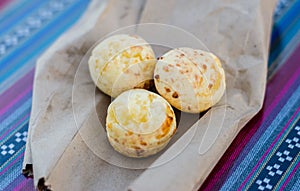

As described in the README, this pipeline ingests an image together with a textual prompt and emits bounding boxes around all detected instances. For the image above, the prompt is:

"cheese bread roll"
[89,34,156,97]
[154,48,225,113]
[106,89,176,158]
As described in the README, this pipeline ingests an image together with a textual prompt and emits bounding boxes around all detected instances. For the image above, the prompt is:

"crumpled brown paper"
[23,0,276,190]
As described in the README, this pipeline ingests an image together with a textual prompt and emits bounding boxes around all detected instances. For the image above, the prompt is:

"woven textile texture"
[0,0,299,190]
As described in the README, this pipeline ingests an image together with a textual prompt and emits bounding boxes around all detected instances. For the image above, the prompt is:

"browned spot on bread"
[156,114,174,139]
[132,146,141,150]
[107,123,112,129]
[172,92,179,98]
[131,46,143,52]
[180,53,185,57]
[168,64,174,67]
[202,64,207,70]
[140,80,153,89]
[163,66,169,72]
[146,56,150,59]
[140,141,147,146]
[208,83,213,89]
[127,131,133,136]
[188,106,191,110]
[157,56,164,60]
[135,148,144,156]
[200,53,204,56]
[154,74,160,80]
[164,87,171,93]
[114,138,119,143]
[176,63,181,67]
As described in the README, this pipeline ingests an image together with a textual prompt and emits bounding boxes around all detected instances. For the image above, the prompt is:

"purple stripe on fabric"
[238,108,300,191]
[13,177,30,191]
[0,70,34,116]
[201,44,300,191]
[0,151,24,176]
[0,69,34,112]
[0,85,32,116]
[280,161,300,191]
[5,173,34,191]
[18,178,34,191]
[0,112,29,141]
[0,0,12,10]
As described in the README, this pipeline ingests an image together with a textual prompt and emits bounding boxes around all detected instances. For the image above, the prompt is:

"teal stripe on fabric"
[290,172,300,191]
[0,119,28,146]
[274,154,300,190]
[0,98,31,135]
[272,0,299,39]
[269,0,300,66]
[220,83,300,190]
[0,0,46,36]
[0,0,83,68]
[0,0,90,83]
[0,1,78,58]
[244,114,300,190]
[268,31,300,79]
[0,123,28,169]
[0,148,25,190]
[269,14,300,66]
[0,61,34,95]
[0,98,31,129]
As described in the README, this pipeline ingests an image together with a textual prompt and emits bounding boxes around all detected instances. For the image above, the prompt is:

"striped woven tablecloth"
[0,0,299,190]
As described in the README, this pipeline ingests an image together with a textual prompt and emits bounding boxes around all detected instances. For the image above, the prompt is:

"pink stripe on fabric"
[0,85,32,116]
[0,0,12,10]
[238,107,300,191]
[280,161,300,191]
[0,112,30,141]
[13,177,30,191]
[0,69,34,116]
[200,44,300,191]
[0,152,24,176]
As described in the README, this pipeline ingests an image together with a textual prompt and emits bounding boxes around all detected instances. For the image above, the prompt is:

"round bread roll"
[154,47,226,113]
[88,34,156,97]
[106,89,176,158]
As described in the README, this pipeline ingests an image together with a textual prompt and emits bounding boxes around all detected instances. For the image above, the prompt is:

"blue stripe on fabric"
[0,120,28,147]
[247,118,300,190]
[0,0,77,57]
[0,98,31,135]
[0,122,28,166]
[0,89,32,126]
[0,147,25,190]
[269,14,300,66]
[219,75,300,189]
[0,0,80,68]
[0,0,47,36]
[267,30,300,79]
[0,61,34,95]
[0,0,90,83]
[220,82,300,190]
[290,171,300,191]
[275,154,300,190]
[3,173,29,191]
[270,0,300,43]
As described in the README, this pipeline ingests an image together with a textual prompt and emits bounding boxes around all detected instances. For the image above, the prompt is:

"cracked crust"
[154,47,226,113]
[106,89,176,158]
